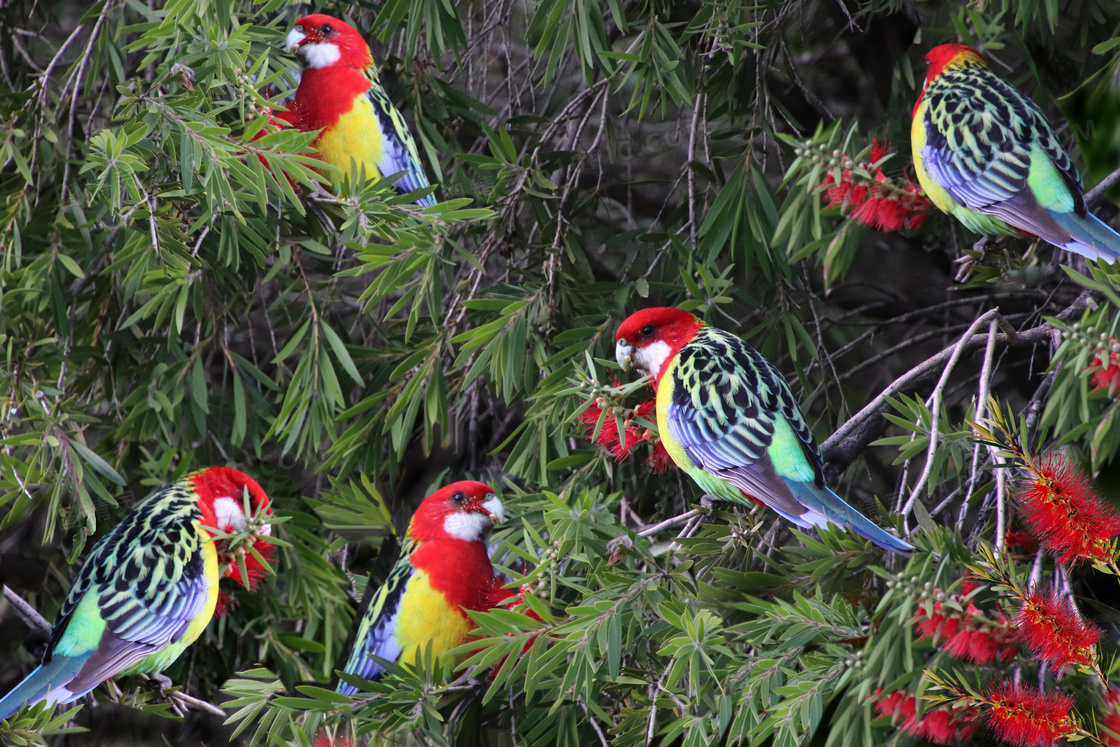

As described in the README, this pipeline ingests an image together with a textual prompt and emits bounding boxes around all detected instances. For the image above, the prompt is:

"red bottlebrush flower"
[579,390,673,473]
[312,733,353,747]
[1102,689,1120,746]
[875,690,918,731]
[912,586,1016,665]
[1014,585,1103,672]
[874,690,980,744]
[216,534,277,616]
[1005,528,1039,553]
[983,680,1076,747]
[869,137,890,164]
[819,139,931,232]
[1016,453,1120,565]
[1090,345,1120,394]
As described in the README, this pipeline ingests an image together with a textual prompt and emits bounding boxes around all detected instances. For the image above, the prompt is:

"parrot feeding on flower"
[912,43,1120,262]
[281,14,436,206]
[0,467,273,720]
[615,307,912,554]
[336,481,506,694]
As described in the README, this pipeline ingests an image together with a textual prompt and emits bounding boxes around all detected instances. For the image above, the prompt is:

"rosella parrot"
[615,307,912,553]
[336,481,506,694]
[912,43,1120,261]
[281,14,436,206]
[0,467,273,719]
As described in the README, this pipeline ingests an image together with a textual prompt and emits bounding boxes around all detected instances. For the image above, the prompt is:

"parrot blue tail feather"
[0,655,89,721]
[787,482,913,554]
[1050,211,1120,262]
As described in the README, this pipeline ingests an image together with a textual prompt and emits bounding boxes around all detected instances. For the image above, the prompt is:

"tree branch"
[821,291,1096,481]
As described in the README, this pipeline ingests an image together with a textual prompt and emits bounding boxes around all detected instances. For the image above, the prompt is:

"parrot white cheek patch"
[285,29,306,51]
[300,42,342,69]
[443,512,493,542]
[637,340,673,378]
[212,496,248,533]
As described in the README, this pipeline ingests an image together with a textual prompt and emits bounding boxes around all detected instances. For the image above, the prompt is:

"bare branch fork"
[821,291,1096,482]
[900,309,999,525]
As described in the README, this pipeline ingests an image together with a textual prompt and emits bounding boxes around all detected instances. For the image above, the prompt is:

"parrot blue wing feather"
[337,540,413,695]
[366,76,435,207]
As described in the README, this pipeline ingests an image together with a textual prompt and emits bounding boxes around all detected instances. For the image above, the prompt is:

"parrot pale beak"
[285,28,306,52]
[482,494,505,524]
[615,340,633,371]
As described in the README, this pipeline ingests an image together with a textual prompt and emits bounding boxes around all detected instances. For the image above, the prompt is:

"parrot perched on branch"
[615,307,912,554]
[0,467,273,720]
[336,481,506,694]
[912,43,1120,262]
[281,14,436,206]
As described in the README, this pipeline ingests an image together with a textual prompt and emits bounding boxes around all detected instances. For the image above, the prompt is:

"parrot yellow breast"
[313,96,387,180]
[911,97,958,217]
[394,569,473,668]
[655,355,690,470]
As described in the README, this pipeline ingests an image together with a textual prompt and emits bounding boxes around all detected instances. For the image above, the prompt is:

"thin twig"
[901,310,998,522]
[822,291,1096,479]
[637,509,701,537]
[2,584,51,635]
[1085,165,1120,209]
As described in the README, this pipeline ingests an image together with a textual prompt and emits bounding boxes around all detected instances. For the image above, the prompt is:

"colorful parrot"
[281,14,436,207]
[0,467,273,720]
[336,481,506,694]
[912,43,1120,262]
[615,307,912,553]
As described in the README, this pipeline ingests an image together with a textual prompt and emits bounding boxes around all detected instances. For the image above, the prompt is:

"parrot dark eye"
[451,492,466,505]
[321,24,333,34]
[640,324,654,337]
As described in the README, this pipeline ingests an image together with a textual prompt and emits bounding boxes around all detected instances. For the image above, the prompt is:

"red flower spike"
[1005,528,1040,553]
[983,680,1077,747]
[818,139,931,232]
[1090,346,1120,394]
[874,690,980,744]
[869,137,890,163]
[312,733,353,747]
[579,389,674,473]
[911,583,1017,665]
[1102,689,1120,746]
[1015,585,1103,672]
[1016,453,1120,565]
[216,538,276,616]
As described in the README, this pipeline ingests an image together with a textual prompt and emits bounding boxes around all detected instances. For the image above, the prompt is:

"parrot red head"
[615,307,704,383]
[923,43,986,85]
[191,467,275,612]
[407,481,505,544]
[286,14,372,70]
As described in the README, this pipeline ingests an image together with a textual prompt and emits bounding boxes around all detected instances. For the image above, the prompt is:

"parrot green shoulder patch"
[1027,149,1075,214]
[50,593,104,658]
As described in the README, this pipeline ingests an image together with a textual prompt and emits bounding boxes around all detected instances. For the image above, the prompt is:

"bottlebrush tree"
[2,0,1120,746]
